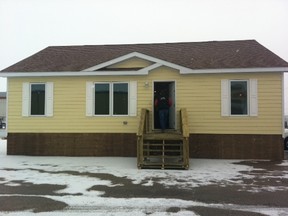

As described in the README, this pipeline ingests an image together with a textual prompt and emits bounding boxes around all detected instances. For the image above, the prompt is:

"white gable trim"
[82,52,143,71]
[137,63,162,74]
[81,52,194,73]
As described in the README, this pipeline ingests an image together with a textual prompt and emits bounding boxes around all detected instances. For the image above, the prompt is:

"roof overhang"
[1,52,288,77]
[1,67,288,78]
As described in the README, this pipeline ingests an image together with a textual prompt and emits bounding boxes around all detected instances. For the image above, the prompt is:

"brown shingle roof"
[1,40,288,72]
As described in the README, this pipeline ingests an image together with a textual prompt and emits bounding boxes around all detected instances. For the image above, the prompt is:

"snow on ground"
[0,139,287,216]
[0,140,254,191]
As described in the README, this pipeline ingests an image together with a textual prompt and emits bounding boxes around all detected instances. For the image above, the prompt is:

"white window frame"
[90,81,137,117]
[221,79,258,117]
[94,82,111,116]
[229,80,249,116]
[112,82,129,116]
[22,82,54,117]
[30,83,46,116]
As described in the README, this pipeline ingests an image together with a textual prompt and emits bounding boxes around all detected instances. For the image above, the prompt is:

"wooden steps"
[137,108,190,170]
[140,137,186,169]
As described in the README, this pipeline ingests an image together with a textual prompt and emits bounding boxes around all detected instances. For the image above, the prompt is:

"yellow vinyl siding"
[7,67,283,135]
[8,76,147,133]
[148,68,282,135]
[107,57,153,68]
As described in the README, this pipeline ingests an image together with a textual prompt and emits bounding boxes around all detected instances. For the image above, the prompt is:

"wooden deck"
[137,109,190,170]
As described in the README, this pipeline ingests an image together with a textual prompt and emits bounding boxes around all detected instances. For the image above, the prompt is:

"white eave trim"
[0,71,150,77]
[1,66,288,77]
[181,67,288,74]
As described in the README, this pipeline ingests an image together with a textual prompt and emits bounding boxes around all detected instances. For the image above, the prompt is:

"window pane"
[230,81,248,115]
[95,83,110,115]
[31,84,45,115]
[113,83,128,115]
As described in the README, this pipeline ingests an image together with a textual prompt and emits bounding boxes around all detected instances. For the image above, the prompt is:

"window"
[113,83,128,115]
[221,79,258,117]
[22,82,54,117]
[86,81,137,117]
[94,83,110,115]
[31,84,46,115]
[94,82,129,116]
[230,81,248,115]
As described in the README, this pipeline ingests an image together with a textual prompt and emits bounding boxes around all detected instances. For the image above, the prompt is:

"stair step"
[143,149,182,152]
[139,163,187,170]
[143,156,183,159]
[143,155,183,159]
[142,162,184,166]
[144,133,183,140]
[143,143,182,146]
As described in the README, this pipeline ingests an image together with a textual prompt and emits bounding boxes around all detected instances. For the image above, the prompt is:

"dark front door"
[153,81,175,130]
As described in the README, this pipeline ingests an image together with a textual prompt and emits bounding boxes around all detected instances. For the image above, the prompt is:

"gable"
[105,57,153,70]
[81,52,193,75]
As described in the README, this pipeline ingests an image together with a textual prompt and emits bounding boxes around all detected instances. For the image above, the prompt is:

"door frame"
[152,80,176,130]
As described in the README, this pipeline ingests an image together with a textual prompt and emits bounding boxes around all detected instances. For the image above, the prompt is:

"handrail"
[137,108,149,136]
[180,108,189,138]
[180,108,190,169]
[137,108,149,168]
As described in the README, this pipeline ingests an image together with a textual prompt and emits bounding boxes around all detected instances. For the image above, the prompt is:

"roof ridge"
[45,39,258,48]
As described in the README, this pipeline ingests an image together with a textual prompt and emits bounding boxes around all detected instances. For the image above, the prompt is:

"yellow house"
[1,40,288,166]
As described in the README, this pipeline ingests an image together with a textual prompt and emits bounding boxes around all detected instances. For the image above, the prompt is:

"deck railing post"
[137,108,149,168]
[180,108,190,169]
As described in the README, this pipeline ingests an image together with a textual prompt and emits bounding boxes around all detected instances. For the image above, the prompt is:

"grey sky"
[1,0,288,108]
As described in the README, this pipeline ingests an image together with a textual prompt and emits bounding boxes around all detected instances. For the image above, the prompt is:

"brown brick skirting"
[7,133,137,157]
[189,134,284,160]
[7,133,284,160]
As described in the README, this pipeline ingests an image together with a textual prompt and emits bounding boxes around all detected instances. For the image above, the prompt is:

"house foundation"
[6,133,284,160]
[189,134,284,160]
[7,133,137,157]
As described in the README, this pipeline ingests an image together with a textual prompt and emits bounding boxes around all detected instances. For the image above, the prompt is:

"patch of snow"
[0,139,6,155]
[277,160,288,166]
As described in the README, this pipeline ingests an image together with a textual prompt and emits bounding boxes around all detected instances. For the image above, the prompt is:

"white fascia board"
[0,71,148,77]
[181,67,288,74]
[1,66,288,78]
[0,62,162,77]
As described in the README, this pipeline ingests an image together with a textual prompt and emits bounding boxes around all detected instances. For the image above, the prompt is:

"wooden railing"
[137,108,149,137]
[180,108,190,169]
[137,108,149,168]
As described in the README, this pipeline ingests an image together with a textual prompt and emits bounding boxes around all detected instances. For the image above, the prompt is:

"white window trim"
[111,82,129,117]
[91,81,137,117]
[221,79,258,117]
[93,82,111,117]
[229,80,249,117]
[30,83,46,116]
[22,82,53,117]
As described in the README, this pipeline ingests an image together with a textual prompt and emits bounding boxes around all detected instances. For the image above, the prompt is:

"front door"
[153,81,176,130]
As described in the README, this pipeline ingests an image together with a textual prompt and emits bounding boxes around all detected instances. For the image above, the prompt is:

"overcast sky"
[1,0,288,109]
